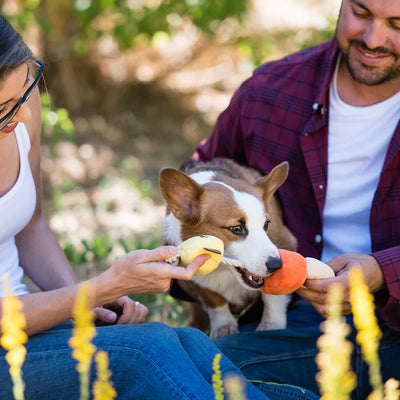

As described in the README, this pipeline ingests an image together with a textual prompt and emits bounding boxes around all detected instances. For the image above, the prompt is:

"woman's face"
[0,63,32,139]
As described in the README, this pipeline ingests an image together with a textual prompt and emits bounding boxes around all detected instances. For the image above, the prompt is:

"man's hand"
[296,253,385,317]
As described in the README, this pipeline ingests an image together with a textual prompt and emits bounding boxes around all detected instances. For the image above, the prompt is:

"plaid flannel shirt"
[193,38,400,331]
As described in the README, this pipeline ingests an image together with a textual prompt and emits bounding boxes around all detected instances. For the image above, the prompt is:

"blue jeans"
[0,321,317,400]
[214,301,400,400]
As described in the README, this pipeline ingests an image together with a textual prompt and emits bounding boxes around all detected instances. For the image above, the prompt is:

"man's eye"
[264,219,271,231]
[228,225,245,235]
[352,6,369,18]
[389,21,400,31]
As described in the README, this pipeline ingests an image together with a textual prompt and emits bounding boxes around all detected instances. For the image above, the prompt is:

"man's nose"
[363,20,388,51]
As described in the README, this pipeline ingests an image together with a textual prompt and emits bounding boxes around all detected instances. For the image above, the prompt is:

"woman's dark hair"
[0,16,32,81]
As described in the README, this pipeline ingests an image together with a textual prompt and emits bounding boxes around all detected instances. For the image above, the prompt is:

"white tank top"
[322,59,400,262]
[0,123,36,296]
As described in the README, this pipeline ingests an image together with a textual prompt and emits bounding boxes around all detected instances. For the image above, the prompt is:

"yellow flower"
[384,378,400,400]
[1,276,27,400]
[316,283,356,400]
[349,267,383,397]
[69,283,97,400]
[224,374,247,400]
[212,353,224,400]
[93,351,117,400]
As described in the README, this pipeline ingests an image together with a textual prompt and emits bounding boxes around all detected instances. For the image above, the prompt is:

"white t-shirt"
[321,60,400,262]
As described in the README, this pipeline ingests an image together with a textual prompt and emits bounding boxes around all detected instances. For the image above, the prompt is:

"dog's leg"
[194,285,239,339]
[256,293,291,331]
[187,302,210,331]
[177,280,239,338]
[207,303,239,339]
[176,280,211,331]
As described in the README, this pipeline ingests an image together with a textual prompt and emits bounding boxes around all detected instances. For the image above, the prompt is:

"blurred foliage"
[63,233,163,266]
[300,16,337,50]
[4,0,247,55]
[6,0,337,328]
[236,17,336,68]
[40,93,75,145]
[2,0,42,31]
[64,235,114,265]
[73,0,247,51]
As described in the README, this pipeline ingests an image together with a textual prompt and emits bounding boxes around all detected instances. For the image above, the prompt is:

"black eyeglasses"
[0,59,44,130]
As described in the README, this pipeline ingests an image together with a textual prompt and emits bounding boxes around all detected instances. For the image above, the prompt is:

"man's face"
[336,0,400,86]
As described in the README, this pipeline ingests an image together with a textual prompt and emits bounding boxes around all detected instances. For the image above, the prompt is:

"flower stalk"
[349,267,383,399]
[69,283,97,400]
[0,276,27,400]
[316,283,356,400]
[93,350,117,400]
[212,353,224,400]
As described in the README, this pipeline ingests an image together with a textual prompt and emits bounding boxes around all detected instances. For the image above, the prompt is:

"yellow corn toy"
[177,235,224,276]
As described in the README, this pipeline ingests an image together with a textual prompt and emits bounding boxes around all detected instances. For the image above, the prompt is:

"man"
[191,0,400,398]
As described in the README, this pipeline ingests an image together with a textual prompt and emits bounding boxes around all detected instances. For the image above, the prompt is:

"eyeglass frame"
[0,59,44,130]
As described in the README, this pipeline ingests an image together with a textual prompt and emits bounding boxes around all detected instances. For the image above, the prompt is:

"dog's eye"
[264,219,271,231]
[228,225,245,235]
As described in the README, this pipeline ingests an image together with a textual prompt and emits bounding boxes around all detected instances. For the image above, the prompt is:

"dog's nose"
[266,256,282,272]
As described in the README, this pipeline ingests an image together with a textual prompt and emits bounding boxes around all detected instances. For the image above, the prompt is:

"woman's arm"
[15,86,77,291]
[3,246,207,336]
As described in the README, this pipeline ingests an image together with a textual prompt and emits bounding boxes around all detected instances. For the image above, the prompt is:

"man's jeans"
[0,321,318,400]
[214,301,400,400]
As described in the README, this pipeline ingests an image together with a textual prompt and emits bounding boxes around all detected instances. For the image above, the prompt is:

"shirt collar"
[313,38,340,114]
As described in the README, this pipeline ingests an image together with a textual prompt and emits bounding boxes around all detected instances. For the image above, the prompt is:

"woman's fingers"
[168,254,210,280]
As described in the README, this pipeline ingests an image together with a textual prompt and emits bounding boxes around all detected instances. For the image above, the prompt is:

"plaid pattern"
[193,39,400,330]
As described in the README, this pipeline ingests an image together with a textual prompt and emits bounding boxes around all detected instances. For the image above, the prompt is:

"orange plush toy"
[261,249,335,295]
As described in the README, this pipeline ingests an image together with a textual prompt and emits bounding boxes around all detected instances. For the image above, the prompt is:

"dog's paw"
[209,324,239,339]
[256,320,286,332]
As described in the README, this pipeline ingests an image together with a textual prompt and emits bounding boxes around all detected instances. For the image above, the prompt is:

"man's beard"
[338,38,400,86]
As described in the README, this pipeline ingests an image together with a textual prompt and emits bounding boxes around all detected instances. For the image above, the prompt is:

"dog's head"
[159,161,296,290]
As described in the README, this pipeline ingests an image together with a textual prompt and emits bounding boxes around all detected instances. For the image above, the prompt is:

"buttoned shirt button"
[312,103,319,110]
[319,184,323,190]
[315,234,322,243]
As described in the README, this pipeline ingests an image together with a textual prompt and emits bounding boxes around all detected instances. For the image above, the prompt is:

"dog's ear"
[256,162,289,204]
[159,168,205,224]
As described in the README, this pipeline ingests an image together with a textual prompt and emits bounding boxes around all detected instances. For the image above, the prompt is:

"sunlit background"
[2,0,340,324]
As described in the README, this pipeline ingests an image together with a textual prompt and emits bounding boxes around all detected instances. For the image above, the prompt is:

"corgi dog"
[159,158,297,339]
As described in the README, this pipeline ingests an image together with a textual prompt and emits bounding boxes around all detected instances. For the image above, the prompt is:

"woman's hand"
[94,296,149,325]
[296,253,385,318]
[97,245,209,301]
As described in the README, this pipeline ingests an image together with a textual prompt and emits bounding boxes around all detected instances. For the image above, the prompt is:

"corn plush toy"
[173,235,224,276]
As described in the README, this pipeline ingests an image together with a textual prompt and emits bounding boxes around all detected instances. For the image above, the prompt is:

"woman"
[0,15,320,400]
